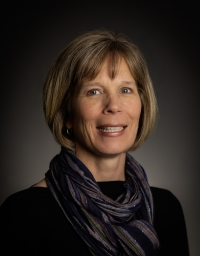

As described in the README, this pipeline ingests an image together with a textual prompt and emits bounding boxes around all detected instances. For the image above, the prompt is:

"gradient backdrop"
[1,1,199,255]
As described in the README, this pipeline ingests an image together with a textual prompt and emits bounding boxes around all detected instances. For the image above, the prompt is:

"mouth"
[97,126,126,132]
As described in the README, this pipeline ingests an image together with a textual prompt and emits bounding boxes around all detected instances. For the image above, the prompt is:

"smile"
[98,126,125,132]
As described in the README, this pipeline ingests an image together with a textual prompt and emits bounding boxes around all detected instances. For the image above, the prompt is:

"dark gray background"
[0,1,199,255]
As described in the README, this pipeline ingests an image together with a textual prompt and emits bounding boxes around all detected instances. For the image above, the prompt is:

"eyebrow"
[82,80,136,87]
[120,81,136,85]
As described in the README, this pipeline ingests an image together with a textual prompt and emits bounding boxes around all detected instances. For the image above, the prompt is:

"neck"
[75,149,126,182]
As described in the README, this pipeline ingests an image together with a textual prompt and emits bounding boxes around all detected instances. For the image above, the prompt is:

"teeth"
[99,127,124,132]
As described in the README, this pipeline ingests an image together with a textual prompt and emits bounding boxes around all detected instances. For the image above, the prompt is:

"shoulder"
[0,187,58,226]
[150,186,186,223]
[1,187,53,210]
[150,186,182,209]
[0,187,62,222]
[0,187,92,255]
[150,186,178,200]
[150,186,185,229]
[2,186,50,201]
[150,187,190,256]
[0,187,69,254]
[0,187,68,238]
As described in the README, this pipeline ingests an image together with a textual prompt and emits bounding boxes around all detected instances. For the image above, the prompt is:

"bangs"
[76,45,127,85]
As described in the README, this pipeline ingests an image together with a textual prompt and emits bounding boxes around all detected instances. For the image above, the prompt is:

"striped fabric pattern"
[45,148,159,255]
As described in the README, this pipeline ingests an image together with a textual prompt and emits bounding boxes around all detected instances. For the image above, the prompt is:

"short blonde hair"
[43,29,157,151]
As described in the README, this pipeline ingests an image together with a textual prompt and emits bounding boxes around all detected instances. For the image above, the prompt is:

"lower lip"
[97,127,126,137]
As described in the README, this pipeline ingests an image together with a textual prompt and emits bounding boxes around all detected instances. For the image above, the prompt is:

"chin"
[94,145,131,157]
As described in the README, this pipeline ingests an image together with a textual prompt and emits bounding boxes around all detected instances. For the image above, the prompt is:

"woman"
[0,30,189,255]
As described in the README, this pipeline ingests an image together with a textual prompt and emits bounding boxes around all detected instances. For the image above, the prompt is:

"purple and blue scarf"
[45,147,159,255]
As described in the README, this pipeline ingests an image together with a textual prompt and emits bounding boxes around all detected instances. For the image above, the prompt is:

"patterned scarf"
[45,147,160,255]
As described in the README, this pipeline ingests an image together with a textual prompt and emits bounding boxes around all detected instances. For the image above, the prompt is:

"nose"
[103,94,122,114]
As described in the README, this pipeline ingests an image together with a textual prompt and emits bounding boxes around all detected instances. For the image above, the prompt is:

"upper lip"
[96,124,127,128]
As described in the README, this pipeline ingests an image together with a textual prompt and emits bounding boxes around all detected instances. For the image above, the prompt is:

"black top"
[0,182,190,255]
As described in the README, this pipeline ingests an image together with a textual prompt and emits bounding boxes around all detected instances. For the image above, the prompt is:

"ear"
[66,120,72,129]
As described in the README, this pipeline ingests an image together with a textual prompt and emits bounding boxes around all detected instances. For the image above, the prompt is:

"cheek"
[136,103,142,120]
[127,99,142,121]
[72,101,98,127]
[77,99,102,119]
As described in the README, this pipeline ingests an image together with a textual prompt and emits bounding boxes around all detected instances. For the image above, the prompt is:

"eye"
[120,88,132,94]
[87,89,101,96]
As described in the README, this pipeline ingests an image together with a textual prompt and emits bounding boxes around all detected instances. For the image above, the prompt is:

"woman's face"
[68,58,141,159]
